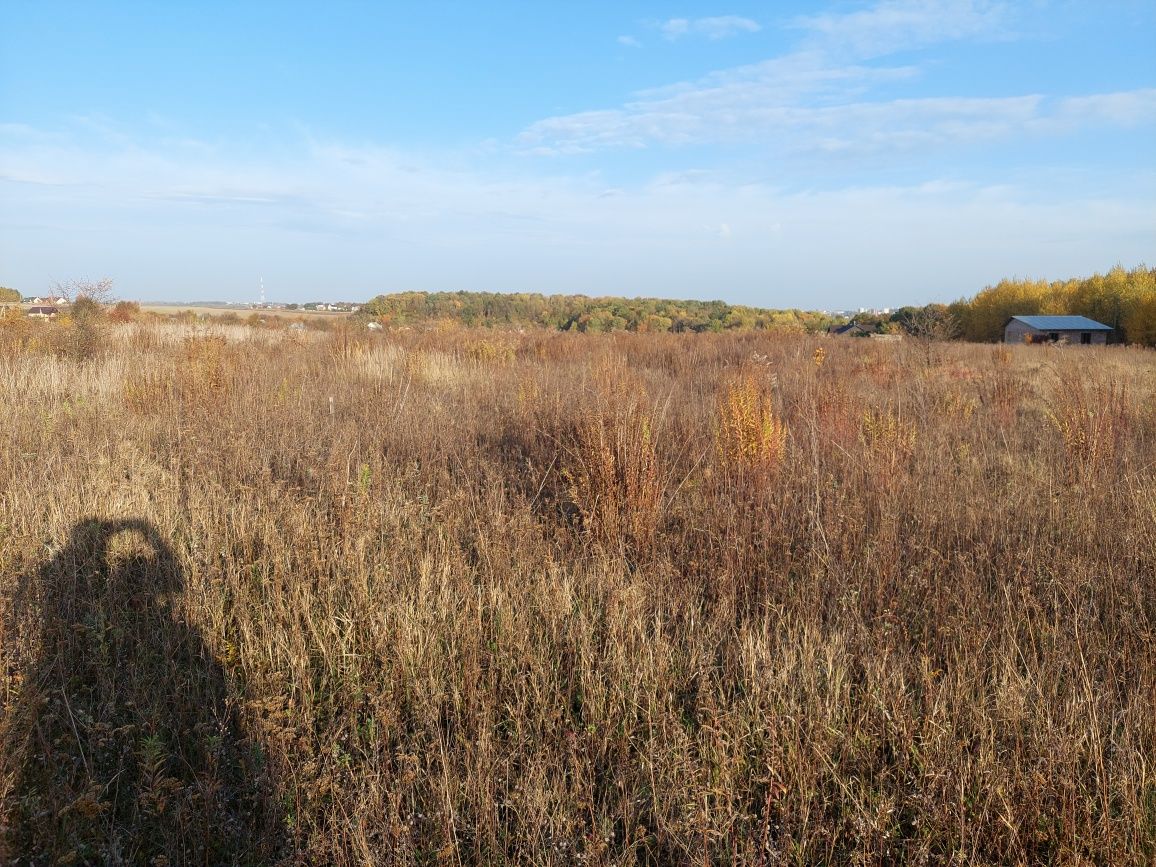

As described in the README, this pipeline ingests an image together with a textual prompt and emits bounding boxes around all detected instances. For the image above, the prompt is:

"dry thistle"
[716,370,788,480]
[1045,373,1128,481]
[859,405,917,473]
[564,369,664,555]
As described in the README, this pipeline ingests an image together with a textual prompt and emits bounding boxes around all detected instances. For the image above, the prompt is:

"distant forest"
[360,264,1156,345]
[360,291,836,334]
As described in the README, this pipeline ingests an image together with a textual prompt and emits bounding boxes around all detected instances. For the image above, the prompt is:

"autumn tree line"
[947,264,1155,345]
[359,291,836,334]
[5,264,1153,345]
[358,265,1155,346]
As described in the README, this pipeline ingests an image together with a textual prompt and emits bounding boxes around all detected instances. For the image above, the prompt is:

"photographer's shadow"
[3,518,284,865]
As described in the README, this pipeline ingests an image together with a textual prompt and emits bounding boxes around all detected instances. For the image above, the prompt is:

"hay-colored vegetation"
[1,318,1153,864]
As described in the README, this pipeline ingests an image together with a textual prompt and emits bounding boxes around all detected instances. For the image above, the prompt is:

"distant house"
[1004,315,1111,345]
[828,320,872,336]
[26,306,59,319]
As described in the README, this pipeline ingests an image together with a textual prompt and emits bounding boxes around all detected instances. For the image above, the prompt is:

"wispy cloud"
[792,0,1008,59]
[1052,89,1156,127]
[518,55,920,154]
[3,120,1152,304]
[659,15,761,41]
[617,34,641,48]
[518,0,1154,157]
[520,81,1156,157]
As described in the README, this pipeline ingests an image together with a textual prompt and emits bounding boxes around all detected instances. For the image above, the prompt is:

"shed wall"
[1004,320,1036,343]
[1004,321,1109,345]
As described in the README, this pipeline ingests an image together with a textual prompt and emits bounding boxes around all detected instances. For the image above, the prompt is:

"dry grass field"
[138,305,352,321]
[0,319,1153,865]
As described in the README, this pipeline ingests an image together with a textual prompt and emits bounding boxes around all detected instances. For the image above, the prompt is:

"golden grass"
[0,321,1154,864]
[716,369,788,482]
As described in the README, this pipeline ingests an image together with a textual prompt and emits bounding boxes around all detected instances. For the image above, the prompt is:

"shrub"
[564,365,665,556]
[108,300,141,323]
[715,369,788,482]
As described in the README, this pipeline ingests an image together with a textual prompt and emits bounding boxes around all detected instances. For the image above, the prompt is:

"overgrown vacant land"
[1,322,1154,864]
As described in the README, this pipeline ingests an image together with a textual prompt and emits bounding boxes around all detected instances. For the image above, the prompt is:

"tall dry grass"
[0,321,1153,864]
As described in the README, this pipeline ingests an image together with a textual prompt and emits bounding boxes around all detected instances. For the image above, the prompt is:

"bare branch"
[52,278,115,305]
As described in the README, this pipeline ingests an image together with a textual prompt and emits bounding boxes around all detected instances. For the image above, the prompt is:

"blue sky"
[1,1,1153,308]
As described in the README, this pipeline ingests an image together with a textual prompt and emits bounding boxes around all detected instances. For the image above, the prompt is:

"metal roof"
[1008,315,1112,331]
[829,321,870,334]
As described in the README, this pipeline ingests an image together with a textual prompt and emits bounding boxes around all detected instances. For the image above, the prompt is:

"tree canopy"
[360,291,837,334]
[949,265,1155,345]
[360,267,1156,346]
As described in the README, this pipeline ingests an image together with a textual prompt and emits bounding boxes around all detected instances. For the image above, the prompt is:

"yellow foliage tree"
[954,265,1156,345]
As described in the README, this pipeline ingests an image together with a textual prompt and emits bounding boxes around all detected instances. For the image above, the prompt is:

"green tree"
[71,295,104,323]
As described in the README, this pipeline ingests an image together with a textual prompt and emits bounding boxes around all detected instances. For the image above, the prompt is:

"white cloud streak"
[660,16,761,41]
[521,60,1156,157]
[791,0,1007,59]
[2,122,1152,305]
[518,0,1078,155]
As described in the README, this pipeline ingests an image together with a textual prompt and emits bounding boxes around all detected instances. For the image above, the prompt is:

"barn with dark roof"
[1003,315,1112,345]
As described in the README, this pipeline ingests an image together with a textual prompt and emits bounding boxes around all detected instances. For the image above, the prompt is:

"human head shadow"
[3,518,284,865]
